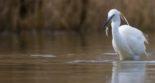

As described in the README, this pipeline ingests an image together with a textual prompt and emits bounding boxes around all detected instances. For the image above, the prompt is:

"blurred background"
[0,0,154,59]
[1,0,155,83]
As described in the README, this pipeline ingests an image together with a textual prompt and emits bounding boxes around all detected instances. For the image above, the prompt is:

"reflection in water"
[111,61,146,83]
[0,31,154,83]
[1,56,155,83]
[111,61,155,83]
[0,30,115,60]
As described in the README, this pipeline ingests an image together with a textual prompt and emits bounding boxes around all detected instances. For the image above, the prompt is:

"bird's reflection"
[111,61,146,83]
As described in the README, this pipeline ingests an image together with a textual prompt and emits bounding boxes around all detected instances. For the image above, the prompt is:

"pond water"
[0,30,154,83]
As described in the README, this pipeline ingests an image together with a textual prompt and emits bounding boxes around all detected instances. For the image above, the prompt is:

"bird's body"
[105,9,148,60]
[113,25,148,60]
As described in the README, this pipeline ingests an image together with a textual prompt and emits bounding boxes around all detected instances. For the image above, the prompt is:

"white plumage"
[105,9,148,60]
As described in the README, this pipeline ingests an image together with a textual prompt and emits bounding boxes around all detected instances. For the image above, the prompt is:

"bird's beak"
[103,14,115,28]
[103,14,114,37]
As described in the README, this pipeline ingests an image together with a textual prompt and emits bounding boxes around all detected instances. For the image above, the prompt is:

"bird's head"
[104,9,129,27]
[103,9,121,36]
[108,9,121,22]
[103,9,129,36]
[103,9,121,27]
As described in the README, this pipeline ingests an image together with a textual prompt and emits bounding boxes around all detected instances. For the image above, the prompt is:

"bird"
[103,9,148,60]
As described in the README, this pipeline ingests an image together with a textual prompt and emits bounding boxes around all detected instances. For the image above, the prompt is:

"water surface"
[0,30,154,83]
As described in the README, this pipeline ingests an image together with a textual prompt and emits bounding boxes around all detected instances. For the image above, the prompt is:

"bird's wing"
[119,25,148,55]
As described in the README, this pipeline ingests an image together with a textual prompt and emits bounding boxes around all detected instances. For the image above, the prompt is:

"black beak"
[103,14,115,27]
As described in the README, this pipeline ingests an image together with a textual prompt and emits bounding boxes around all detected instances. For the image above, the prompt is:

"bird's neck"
[111,21,121,39]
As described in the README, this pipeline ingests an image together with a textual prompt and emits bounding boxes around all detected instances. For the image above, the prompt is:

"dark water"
[0,30,154,83]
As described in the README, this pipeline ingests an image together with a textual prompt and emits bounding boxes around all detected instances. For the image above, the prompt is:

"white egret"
[104,9,148,60]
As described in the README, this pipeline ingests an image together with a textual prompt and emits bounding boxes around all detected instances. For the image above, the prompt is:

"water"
[111,61,155,83]
[0,30,154,83]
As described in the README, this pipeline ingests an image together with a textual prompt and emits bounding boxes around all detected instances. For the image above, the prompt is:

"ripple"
[30,54,56,58]
[66,59,112,64]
